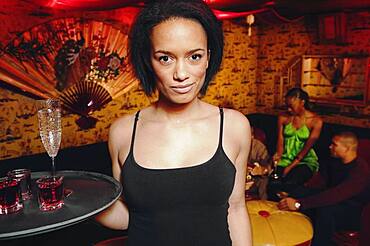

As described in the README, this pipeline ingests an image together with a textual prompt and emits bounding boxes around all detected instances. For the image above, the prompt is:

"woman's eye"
[158,56,172,64]
[159,56,168,62]
[190,54,202,61]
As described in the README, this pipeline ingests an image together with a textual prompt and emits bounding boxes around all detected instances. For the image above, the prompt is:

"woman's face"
[285,96,305,114]
[150,18,209,104]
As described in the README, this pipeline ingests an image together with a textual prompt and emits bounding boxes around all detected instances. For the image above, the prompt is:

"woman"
[270,88,323,198]
[96,0,252,245]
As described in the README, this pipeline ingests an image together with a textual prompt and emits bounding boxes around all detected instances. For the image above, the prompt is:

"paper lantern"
[246,14,255,36]
[246,200,313,246]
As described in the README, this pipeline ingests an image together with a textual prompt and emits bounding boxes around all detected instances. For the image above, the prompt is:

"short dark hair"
[334,131,358,150]
[285,87,312,110]
[129,0,224,96]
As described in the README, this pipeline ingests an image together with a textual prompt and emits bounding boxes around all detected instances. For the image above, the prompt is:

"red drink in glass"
[37,176,64,211]
[0,177,23,215]
[7,169,32,200]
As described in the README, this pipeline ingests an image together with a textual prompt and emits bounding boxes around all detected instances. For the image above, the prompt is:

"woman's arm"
[294,116,322,162]
[284,116,323,175]
[226,110,252,246]
[95,117,130,230]
[274,115,286,161]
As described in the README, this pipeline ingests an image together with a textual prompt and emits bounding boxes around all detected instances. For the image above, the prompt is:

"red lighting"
[29,0,145,10]
[213,8,269,20]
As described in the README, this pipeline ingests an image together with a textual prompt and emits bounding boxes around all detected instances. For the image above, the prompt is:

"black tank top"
[121,108,236,246]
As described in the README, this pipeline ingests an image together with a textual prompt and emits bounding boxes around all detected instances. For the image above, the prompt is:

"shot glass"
[7,169,32,200]
[37,176,64,211]
[0,177,23,215]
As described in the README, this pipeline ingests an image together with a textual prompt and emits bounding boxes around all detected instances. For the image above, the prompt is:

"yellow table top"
[246,200,313,246]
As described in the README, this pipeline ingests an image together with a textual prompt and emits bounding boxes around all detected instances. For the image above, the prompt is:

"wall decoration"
[257,11,370,127]
[301,55,369,105]
[0,17,138,129]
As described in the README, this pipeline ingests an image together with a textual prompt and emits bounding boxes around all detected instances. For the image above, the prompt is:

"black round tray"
[0,170,122,240]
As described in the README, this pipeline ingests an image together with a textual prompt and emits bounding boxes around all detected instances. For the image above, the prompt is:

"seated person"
[268,88,323,200]
[278,132,370,246]
[247,127,270,199]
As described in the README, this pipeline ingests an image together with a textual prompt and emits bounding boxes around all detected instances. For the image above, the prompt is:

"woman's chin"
[161,91,200,105]
[169,96,197,105]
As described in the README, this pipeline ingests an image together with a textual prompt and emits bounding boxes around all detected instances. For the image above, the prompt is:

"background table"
[246,200,313,246]
[0,170,122,240]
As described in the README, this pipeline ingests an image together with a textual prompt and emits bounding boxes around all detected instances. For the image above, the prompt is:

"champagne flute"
[37,99,62,177]
[271,160,280,180]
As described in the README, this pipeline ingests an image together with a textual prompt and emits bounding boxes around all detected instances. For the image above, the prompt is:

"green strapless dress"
[278,122,319,172]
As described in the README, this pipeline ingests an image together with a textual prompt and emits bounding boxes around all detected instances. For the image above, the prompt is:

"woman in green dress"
[269,88,323,199]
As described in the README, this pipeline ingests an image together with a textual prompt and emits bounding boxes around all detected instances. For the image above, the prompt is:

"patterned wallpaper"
[256,11,370,127]
[0,13,257,160]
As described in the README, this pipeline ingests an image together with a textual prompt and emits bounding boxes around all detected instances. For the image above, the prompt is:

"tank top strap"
[302,113,307,125]
[288,115,294,125]
[129,110,141,154]
[218,107,224,148]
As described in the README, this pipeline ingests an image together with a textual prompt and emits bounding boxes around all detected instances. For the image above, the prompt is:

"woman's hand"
[272,153,281,163]
[283,158,299,177]
[283,165,293,176]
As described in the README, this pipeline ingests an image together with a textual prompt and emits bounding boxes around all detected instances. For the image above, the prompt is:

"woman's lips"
[171,83,194,94]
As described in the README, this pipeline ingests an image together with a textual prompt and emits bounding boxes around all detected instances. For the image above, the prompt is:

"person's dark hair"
[285,87,312,110]
[129,0,224,96]
[334,131,359,150]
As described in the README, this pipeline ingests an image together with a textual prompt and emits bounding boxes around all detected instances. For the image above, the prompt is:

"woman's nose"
[173,60,188,81]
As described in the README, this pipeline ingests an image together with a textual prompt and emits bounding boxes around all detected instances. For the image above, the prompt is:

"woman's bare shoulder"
[108,113,138,149]
[306,111,323,125]
[223,108,250,132]
[108,113,139,164]
[222,109,251,167]
[110,114,135,135]
[278,112,290,124]
[223,107,247,119]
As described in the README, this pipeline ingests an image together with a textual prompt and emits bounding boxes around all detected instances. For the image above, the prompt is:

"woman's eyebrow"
[154,48,206,55]
[153,50,172,55]
[187,48,206,53]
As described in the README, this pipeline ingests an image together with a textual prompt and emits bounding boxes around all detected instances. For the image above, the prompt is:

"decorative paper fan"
[0,17,138,128]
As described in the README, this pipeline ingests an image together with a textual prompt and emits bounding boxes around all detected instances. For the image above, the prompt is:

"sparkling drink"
[0,177,23,215]
[39,128,62,158]
[37,100,62,177]
[38,108,61,158]
[37,176,64,211]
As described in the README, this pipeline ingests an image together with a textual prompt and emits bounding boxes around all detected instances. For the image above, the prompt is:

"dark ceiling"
[22,0,370,17]
[207,0,370,13]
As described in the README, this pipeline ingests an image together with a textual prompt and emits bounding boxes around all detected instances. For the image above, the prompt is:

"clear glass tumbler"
[37,176,64,211]
[0,177,23,215]
[7,169,32,200]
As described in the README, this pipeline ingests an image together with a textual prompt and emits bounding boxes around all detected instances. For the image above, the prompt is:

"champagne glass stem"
[51,156,56,177]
